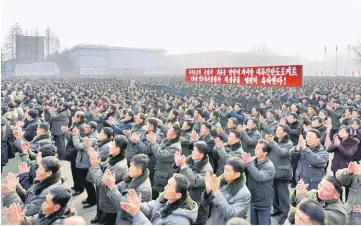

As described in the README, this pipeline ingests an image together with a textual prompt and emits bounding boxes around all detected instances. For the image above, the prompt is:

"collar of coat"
[219,173,246,196]
[181,128,192,134]
[225,141,242,151]
[158,192,196,218]
[97,137,112,148]
[35,204,75,225]
[122,169,150,190]
[167,118,178,124]
[33,169,61,195]
[132,123,145,131]
[275,134,290,144]
[164,137,180,147]
[32,132,51,143]
[185,155,210,173]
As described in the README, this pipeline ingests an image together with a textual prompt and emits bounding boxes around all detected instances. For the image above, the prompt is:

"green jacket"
[288,189,347,225]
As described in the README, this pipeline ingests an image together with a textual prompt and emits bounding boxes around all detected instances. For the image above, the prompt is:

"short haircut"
[289,112,298,119]
[230,130,241,140]
[170,109,179,117]
[172,124,182,138]
[131,154,150,172]
[211,110,219,118]
[309,105,318,112]
[324,175,343,195]
[319,110,328,117]
[101,127,113,138]
[201,122,212,131]
[87,121,97,131]
[298,199,326,225]
[76,111,85,121]
[351,118,361,126]
[173,173,189,196]
[235,103,242,109]
[185,109,194,117]
[339,125,351,134]
[41,156,61,174]
[226,157,245,174]
[184,119,195,130]
[308,129,321,138]
[267,109,275,115]
[228,117,238,126]
[258,139,271,155]
[49,186,72,209]
[114,135,128,159]
[312,116,323,124]
[109,104,117,111]
[127,110,135,117]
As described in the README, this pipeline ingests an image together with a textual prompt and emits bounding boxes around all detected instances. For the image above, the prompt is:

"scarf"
[34,204,74,225]
[122,169,150,190]
[164,137,180,147]
[33,169,61,195]
[157,193,195,218]
[108,152,126,167]
[220,173,247,196]
[97,137,112,148]
[185,155,209,173]
[32,133,51,143]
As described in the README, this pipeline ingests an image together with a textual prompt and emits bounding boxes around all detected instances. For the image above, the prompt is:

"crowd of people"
[1,75,361,225]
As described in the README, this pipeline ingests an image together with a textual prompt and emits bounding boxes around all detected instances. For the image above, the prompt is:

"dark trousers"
[290,158,298,186]
[53,135,65,160]
[95,185,105,221]
[330,129,338,141]
[273,179,290,221]
[70,161,82,191]
[250,205,272,225]
[103,212,117,225]
[76,167,96,204]
[1,142,8,168]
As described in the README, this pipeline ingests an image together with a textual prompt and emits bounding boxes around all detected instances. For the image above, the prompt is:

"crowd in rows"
[1,75,361,225]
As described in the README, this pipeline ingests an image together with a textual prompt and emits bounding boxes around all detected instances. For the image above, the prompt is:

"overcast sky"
[1,0,361,61]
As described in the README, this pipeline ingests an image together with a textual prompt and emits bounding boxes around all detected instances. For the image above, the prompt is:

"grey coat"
[260,118,278,138]
[73,131,98,169]
[336,168,361,215]
[202,175,251,225]
[2,181,60,217]
[240,128,261,153]
[246,157,275,208]
[64,122,86,162]
[89,158,128,213]
[126,124,147,163]
[268,135,294,180]
[106,170,152,225]
[151,139,182,192]
[132,197,199,225]
[45,109,71,136]
[290,144,329,190]
[213,142,243,176]
[207,118,222,138]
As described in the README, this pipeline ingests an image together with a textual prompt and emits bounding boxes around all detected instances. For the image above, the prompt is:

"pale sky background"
[1,0,361,61]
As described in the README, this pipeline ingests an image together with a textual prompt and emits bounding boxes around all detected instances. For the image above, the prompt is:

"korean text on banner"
[185,65,303,88]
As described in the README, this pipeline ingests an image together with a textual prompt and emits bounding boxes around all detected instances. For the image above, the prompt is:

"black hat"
[28,109,39,119]
[194,141,210,155]
[38,123,50,131]
[39,144,57,157]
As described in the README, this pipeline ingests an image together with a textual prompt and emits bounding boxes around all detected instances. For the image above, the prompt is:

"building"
[67,45,166,75]
[16,35,45,64]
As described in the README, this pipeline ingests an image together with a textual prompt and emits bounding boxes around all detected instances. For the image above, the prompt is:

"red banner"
[185,65,303,87]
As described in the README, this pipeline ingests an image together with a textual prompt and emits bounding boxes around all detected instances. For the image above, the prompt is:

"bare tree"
[351,38,361,64]
[1,23,23,60]
[45,26,61,57]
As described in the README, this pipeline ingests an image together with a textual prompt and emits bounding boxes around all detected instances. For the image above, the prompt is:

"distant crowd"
[1,75,361,225]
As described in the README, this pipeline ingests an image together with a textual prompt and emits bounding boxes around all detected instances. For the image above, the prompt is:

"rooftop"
[67,44,167,53]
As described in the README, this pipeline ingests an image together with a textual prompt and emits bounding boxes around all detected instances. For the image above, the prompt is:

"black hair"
[171,124,182,139]
[230,130,241,140]
[131,154,150,172]
[319,110,328,117]
[76,111,85,122]
[114,135,129,159]
[228,117,238,126]
[185,109,194,117]
[312,116,323,124]
[308,129,321,138]
[184,119,195,130]
[201,122,212,131]
[351,118,361,126]
[41,156,61,174]
[109,104,117,111]
[173,173,189,197]
[257,139,271,156]
[101,127,113,138]
[309,105,318,112]
[171,109,179,117]
[339,125,351,134]
[49,186,72,209]
[267,109,275,116]
[226,157,245,174]
[127,110,135,117]
[324,175,343,195]
[298,199,325,225]
[252,106,260,112]
[140,104,147,113]
[62,103,69,110]
[211,110,219,118]
[87,121,97,131]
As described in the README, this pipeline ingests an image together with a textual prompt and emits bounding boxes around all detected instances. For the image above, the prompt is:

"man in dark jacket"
[14,123,52,154]
[238,117,261,154]
[125,113,147,164]
[259,110,278,138]
[45,103,71,160]
[108,110,134,135]
[290,129,329,190]
[23,109,40,142]
[104,154,152,225]
[242,139,275,225]
[5,187,75,225]
[62,111,86,194]
[265,124,293,224]
[207,110,222,138]
[147,125,182,199]
[327,100,345,139]
[180,119,194,157]
[172,141,213,224]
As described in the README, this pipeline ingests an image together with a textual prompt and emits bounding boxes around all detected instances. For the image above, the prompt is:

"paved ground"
[1,152,335,225]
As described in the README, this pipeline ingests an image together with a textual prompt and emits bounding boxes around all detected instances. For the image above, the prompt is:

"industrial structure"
[67,45,167,75]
